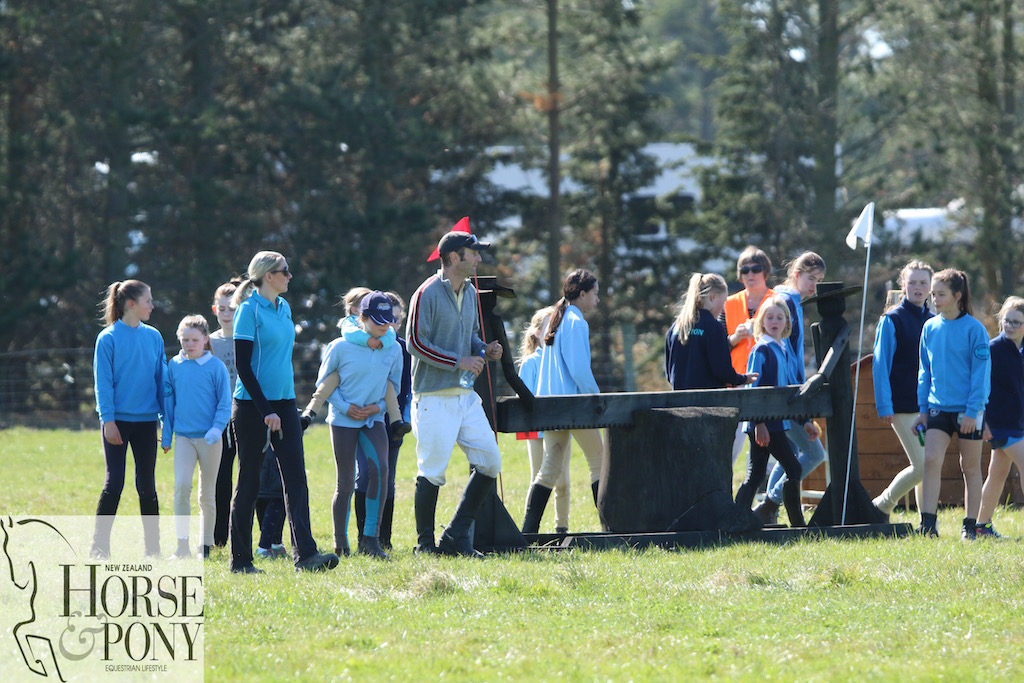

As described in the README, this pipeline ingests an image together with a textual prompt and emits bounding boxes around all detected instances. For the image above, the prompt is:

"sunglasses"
[739,265,764,275]
[270,266,290,275]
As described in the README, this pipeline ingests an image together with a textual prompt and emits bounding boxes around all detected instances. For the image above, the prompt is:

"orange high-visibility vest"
[723,288,774,374]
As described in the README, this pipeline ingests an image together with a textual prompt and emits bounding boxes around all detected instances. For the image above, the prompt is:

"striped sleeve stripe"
[408,276,458,368]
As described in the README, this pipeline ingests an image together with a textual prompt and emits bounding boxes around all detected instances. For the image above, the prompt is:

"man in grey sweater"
[406,230,503,557]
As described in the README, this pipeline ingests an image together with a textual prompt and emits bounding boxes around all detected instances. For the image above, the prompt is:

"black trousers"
[213,425,237,546]
[96,420,159,516]
[229,399,319,569]
[736,430,803,511]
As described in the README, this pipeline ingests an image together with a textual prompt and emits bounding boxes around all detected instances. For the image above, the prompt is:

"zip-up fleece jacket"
[407,272,487,394]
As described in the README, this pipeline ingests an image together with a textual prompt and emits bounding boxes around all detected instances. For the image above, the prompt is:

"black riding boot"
[521,483,553,535]
[379,498,395,550]
[781,481,805,527]
[414,476,440,554]
[354,491,367,545]
[438,471,495,558]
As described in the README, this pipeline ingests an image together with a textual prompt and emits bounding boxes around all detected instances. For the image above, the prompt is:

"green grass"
[5,426,1024,681]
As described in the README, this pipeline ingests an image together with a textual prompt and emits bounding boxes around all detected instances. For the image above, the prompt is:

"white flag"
[846,202,874,250]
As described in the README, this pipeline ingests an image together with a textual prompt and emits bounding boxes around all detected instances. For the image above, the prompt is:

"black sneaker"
[975,522,1003,539]
[230,564,264,575]
[961,524,977,541]
[294,551,340,572]
[915,524,939,537]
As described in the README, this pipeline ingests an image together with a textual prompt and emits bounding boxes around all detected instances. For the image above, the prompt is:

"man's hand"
[458,355,485,376]
[484,341,503,361]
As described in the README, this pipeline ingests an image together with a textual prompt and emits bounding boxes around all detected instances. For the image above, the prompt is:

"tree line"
[2,1,1022,399]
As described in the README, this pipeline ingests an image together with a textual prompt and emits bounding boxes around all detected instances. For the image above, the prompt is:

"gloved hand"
[204,427,222,445]
[300,410,316,432]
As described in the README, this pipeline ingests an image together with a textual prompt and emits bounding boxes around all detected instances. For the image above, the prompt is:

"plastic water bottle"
[459,349,486,389]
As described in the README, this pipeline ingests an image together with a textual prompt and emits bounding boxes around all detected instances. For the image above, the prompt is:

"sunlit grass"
[4,426,1024,681]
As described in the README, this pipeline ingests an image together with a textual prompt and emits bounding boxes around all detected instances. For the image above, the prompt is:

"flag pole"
[842,204,873,524]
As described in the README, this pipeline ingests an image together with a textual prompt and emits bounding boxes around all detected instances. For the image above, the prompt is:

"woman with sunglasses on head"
[721,246,775,463]
[974,296,1024,538]
[228,251,338,573]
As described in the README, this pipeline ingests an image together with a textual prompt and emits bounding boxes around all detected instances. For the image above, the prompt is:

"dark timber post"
[806,282,888,526]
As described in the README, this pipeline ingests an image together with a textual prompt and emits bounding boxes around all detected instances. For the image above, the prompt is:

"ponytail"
[233,251,286,308]
[232,278,256,308]
[673,273,727,345]
[545,269,597,345]
[100,279,149,326]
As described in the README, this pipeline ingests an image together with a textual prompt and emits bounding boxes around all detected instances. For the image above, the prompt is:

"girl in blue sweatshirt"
[314,291,404,559]
[913,269,991,538]
[91,280,166,559]
[665,272,756,390]
[975,296,1024,537]
[734,297,805,527]
[162,315,232,559]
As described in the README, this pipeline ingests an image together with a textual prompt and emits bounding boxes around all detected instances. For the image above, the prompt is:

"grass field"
[5,425,1024,681]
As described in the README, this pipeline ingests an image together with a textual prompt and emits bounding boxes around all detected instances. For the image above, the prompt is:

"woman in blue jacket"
[913,269,991,539]
[521,270,605,534]
[91,279,166,559]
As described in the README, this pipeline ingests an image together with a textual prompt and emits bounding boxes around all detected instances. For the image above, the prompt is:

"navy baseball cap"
[438,231,490,257]
[359,291,396,325]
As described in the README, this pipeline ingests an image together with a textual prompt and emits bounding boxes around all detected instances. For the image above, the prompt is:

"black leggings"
[229,399,319,568]
[96,420,159,516]
[736,430,804,525]
[213,425,237,546]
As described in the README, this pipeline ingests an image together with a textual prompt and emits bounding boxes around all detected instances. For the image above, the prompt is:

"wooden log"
[598,406,759,534]
[495,383,832,433]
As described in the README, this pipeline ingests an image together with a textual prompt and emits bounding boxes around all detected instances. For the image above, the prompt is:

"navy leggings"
[736,430,803,513]
[96,420,159,516]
